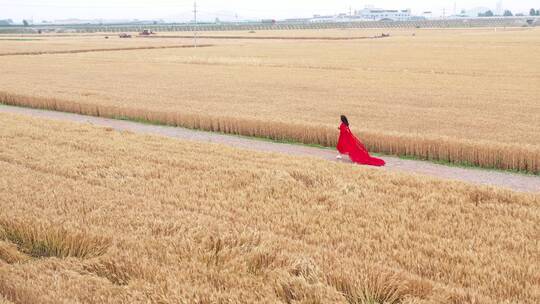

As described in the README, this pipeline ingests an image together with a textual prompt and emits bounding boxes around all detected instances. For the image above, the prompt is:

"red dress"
[337,123,385,167]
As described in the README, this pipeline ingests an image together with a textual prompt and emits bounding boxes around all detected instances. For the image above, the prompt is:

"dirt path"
[1,104,539,194]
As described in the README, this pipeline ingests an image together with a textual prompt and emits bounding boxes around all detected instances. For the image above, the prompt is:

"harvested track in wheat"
[141,35,388,40]
[0,44,213,57]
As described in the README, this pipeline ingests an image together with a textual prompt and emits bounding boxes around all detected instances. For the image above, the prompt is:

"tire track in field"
[0,104,539,194]
[0,44,213,57]
[141,35,388,41]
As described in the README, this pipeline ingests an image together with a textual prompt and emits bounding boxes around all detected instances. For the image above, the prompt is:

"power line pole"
[193,1,198,48]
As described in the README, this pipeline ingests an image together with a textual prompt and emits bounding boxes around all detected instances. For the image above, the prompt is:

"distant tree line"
[503,10,513,16]
[478,8,540,17]
[0,19,33,26]
[0,19,14,26]
[478,10,494,17]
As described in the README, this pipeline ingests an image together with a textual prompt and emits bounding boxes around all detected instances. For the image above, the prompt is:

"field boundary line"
[0,91,538,175]
[140,35,389,41]
[0,44,214,57]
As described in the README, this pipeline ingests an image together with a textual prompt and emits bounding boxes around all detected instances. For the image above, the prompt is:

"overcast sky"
[1,1,539,22]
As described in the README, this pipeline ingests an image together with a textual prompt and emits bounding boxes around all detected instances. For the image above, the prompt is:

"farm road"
[1,104,539,194]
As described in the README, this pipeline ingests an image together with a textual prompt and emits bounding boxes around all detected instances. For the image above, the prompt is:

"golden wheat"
[0,113,538,303]
[0,44,213,57]
[0,28,538,173]
[0,34,213,55]
[0,241,29,265]
[0,219,111,259]
[1,91,538,174]
[0,295,13,304]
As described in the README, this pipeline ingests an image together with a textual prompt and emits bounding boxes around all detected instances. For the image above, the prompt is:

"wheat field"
[0,29,392,55]
[0,28,539,173]
[0,113,539,303]
[0,35,206,55]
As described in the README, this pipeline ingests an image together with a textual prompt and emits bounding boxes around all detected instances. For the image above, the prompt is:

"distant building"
[261,19,277,24]
[465,7,492,18]
[422,11,433,19]
[355,7,412,21]
[308,6,416,23]
[284,18,312,23]
[310,15,341,23]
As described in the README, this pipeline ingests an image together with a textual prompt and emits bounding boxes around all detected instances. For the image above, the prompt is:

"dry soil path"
[1,104,539,194]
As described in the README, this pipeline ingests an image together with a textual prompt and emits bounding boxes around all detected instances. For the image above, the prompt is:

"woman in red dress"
[337,115,385,167]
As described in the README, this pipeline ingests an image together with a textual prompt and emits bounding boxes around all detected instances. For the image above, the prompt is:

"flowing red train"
[337,123,385,167]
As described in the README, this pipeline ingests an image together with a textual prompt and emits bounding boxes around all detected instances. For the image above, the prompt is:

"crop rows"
[0,44,213,57]
[1,29,538,174]
[1,91,538,174]
[1,113,538,303]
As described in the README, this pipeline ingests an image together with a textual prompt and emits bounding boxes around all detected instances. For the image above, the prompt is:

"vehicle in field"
[139,29,156,36]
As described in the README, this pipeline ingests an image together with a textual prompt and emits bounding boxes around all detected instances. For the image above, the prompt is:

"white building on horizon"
[309,5,416,23]
[355,7,412,21]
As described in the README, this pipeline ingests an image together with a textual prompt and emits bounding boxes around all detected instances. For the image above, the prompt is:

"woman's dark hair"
[341,115,349,126]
